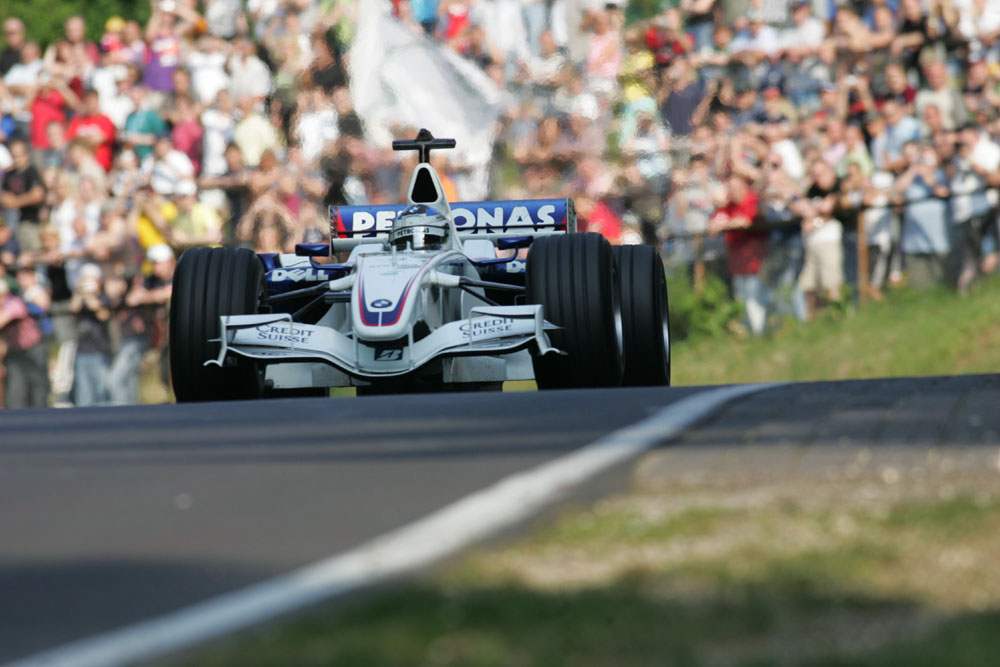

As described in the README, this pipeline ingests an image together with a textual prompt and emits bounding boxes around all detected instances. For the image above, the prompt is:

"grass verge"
[177,469,1000,667]
[673,276,1000,385]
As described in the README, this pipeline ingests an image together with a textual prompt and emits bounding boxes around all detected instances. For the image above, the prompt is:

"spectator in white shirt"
[97,67,137,130]
[521,30,566,90]
[200,89,236,177]
[914,59,968,131]
[470,0,530,67]
[763,121,805,182]
[228,37,273,104]
[3,40,43,90]
[975,0,1000,63]
[781,0,826,58]
[188,35,231,105]
[730,9,781,60]
[3,41,43,129]
[204,0,246,39]
[954,124,1000,290]
[143,135,195,196]
[549,0,569,50]
[293,86,339,165]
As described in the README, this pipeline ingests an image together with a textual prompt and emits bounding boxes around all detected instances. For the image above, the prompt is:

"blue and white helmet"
[389,204,449,250]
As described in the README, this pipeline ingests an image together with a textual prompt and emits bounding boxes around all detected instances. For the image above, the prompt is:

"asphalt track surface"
[646,375,1000,483]
[6,375,999,665]
[0,386,702,663]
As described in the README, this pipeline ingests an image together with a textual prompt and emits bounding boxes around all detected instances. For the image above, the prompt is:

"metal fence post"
[857,214,868,307]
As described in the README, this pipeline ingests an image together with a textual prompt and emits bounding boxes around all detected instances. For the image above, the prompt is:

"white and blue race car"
[168,130,670,400]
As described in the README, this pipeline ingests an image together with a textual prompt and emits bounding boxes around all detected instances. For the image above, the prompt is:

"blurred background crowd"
[1,0,999,408]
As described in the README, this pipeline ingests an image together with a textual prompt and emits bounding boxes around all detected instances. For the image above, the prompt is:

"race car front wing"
[206,305,561,380]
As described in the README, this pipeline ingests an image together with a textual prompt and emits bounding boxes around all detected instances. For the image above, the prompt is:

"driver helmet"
[389,204,449,250]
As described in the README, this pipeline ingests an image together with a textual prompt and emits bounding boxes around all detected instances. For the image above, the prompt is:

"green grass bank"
[673,276,1000,386]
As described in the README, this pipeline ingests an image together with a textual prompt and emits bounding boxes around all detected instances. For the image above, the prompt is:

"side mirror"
[496,236,533,251]
[295,243,330,257]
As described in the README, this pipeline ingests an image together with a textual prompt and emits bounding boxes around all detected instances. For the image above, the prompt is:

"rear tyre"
[613,245,671,386]
[526,233,624,389]
[169,247,266,402]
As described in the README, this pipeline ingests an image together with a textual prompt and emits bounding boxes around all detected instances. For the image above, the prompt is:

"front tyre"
[526,233,624,389]
[613,245,671,386]
[169,247,266,402]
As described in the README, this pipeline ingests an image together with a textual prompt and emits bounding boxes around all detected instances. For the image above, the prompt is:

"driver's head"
[389,205,449,251]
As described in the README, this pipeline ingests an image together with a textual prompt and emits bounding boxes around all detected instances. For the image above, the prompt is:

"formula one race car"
[169,130,670,400]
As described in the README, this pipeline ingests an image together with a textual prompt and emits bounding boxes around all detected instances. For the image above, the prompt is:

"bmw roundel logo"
[370,299,393,309]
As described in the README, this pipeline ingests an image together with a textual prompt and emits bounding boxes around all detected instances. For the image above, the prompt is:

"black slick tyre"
[613,244,671,386]
[526,233,624,388]
[169,247,266,402]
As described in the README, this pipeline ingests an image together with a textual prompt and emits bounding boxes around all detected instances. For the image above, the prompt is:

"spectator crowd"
[2,0,1000,407]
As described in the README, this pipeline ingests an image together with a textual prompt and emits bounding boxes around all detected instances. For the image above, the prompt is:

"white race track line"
[7,382,783,667]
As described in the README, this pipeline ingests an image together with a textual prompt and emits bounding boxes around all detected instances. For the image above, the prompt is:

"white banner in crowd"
[349,3,501,199]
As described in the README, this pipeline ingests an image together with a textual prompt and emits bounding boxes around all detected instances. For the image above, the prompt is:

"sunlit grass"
[178,475,1000,667]
[674,276,1000,386]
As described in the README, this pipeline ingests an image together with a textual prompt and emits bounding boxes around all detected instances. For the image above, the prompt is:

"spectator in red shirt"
[710,174,769,334]
[645,8,692,71]
[443,1,471,41]
[28,73,79,151]
[66,89,116,171]
[577,195,623,243]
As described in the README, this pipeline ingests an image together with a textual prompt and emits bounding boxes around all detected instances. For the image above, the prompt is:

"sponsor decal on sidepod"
[269,268,335,282]
[504,259,526,274]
